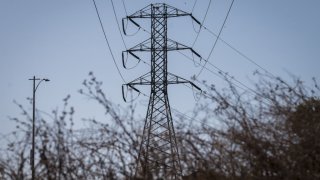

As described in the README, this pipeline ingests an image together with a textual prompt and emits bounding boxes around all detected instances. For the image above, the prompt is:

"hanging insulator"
[191,15,201,26]
[122,85,127,102]
[190,82,202,91]
[122,51,127,69]
[122,18,127,35]
[129,51,140,60]
[191,49,201,58]
[128,18,140,28]
[128,84,140,94]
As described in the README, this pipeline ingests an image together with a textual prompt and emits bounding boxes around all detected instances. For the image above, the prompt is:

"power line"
[91,1,275,136]
[123,30,269,105]
[191,0,198,13]
[171,108,216,129]
[177,51,273,106]
[120,2,274,105]
[91,0,126,83]
[201,25,276,78]
[191,0,212,47]
[129,57,273,126]
[197,0,235,78]
[119,0,149,37]
[178,51,248,92]
[187,0,274,97]
[110,0,127,49]
[137,51,264,106]
[204,57,261,96]
[121,0,128,16]
[106,1,275,95]
[190,0,275,78]
[125,27,272,106]
[120,0,245,95]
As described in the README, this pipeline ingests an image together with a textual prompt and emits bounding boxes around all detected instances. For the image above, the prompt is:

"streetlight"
[29,76,49,180]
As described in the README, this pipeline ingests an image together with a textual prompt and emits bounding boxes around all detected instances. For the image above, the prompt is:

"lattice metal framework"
[122,3,201,179]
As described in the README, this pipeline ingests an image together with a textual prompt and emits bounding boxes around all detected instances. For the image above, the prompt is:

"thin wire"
[110,0,127,49]
[197,0,235,78]
[125,53,204,103]
[117,1,271,105]
[92,0,126,83]
[190,1,275,79]
[121,0,130,31]
[205,59,263,97]
[129,23,271,106]
[131,59,272,124]
[167,87,272,134]
[202,25,276,78]
[118,2,272,125]
[121,0,128,16]
[109,0,141,69]
[127,30,256,102]
[137,50,249,103]
[181,49,259,95]
[192,0,212,47]
[178,51,247,92]
[191,85,201,102]
[171,108,216,129]
[191,0,198,13]
[177,51,273,106]
[191,18,201,33]
[137,86,220,131]
[116,0,274,99]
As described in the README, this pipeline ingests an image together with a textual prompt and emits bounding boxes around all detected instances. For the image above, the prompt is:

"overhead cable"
[202,25,276,77]
[196,0,235,78]
[110,0,128,49]
[92,0,126,83]
[192,0,212,47]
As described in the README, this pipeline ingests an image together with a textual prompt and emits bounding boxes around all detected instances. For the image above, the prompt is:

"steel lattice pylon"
[122,3,201,179]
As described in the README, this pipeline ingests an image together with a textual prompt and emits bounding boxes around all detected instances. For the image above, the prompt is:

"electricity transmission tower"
[122,3,201,179]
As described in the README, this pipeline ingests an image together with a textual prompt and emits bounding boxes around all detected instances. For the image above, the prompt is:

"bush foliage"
[1,72,319,179]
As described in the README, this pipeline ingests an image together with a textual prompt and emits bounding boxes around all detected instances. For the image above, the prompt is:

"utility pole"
[29,76,49,180]
[122,3,201,179]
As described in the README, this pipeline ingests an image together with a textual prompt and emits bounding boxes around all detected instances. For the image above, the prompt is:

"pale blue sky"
[1,0,320,134]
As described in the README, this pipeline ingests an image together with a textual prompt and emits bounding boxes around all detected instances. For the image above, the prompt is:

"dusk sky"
[1,0,320,135]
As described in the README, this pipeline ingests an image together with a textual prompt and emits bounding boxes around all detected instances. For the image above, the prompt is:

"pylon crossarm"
[129,72,151,84]
[127,4,152,18]
[122,73,151,102]
[127,3,190,19]
[126,38,151,52]
[125,38,202,55]
[123,12,200,29]
[122,3,202,38]
[167,73,202,91]
[122,73,202,98]
[167,39,191,51]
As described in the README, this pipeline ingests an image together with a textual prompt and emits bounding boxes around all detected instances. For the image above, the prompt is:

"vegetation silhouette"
[1,72,319,179]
